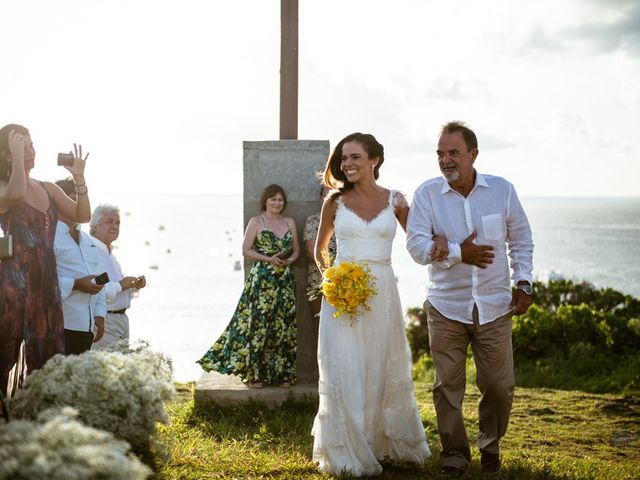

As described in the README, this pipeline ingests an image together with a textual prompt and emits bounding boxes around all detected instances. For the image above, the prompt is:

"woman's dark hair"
[260,184,288,212]
[322,132,384,196]
[0,124,29,182]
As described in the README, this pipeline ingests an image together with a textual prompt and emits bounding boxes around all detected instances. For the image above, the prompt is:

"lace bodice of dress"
[334,190,398,264]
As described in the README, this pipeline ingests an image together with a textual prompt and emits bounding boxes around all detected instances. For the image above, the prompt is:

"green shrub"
[406,307,430,361]
[629,317,640,337]
[513,303,640,360]
[412,354,435,383]
[532,279,640,319]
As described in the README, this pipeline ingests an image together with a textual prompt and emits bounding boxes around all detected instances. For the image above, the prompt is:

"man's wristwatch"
[517,284,533,295]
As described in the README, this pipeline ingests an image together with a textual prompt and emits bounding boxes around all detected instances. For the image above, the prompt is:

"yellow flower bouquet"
[321,260,377,324]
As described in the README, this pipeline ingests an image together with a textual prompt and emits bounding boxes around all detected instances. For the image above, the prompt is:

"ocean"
[103,195,640,382]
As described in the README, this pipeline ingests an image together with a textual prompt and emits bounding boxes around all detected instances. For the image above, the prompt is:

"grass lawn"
[153,382,639,479]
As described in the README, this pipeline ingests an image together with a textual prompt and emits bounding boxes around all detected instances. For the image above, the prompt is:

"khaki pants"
[424,300,514,471]
[91,312,129,350]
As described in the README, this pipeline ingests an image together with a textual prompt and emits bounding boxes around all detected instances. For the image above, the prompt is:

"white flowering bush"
[10,345,175,454]
[0,407,151,480]
[106,339,174,366]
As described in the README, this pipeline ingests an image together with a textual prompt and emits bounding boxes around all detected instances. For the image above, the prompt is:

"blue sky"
[3,0,639,198]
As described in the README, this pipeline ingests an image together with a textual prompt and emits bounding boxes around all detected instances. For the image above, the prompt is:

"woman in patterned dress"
[0,124,92,397]
[197,184,300,388]
[303,185,337,322]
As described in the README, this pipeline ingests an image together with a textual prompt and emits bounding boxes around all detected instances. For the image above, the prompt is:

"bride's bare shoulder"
[324,190,342,206]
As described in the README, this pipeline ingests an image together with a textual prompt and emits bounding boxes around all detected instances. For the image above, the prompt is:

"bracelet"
[75,182,86,188]
[76,187,88,195]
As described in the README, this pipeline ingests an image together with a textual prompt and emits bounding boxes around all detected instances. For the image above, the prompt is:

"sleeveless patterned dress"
[0,191,64,396]
[197,226,297,384]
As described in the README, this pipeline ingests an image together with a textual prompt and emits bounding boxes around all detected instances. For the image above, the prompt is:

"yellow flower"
[321,261,377,324]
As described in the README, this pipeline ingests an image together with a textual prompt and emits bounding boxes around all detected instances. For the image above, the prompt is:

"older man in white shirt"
[89,204,146,349]
[54,178,106,355]
[406,121,534,476]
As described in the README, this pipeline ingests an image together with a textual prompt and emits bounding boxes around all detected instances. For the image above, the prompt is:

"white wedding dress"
[312,190,431,477]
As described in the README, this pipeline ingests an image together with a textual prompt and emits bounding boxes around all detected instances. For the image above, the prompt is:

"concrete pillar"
[243,140,329,382]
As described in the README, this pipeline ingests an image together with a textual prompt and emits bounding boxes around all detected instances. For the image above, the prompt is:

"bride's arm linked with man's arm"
[395,190,448,260]
[406,190,494,269]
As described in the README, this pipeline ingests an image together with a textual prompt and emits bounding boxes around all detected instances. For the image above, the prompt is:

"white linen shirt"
[54,221,107,332]
[92,237,134,311]
[406,172,534,325]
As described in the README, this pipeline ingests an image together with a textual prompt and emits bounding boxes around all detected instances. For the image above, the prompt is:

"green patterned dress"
[197,229,297,384]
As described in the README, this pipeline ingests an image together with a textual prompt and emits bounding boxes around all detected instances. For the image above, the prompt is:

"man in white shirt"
[54,178,106,355]
[406,121,534,475]
[89,204,146,349]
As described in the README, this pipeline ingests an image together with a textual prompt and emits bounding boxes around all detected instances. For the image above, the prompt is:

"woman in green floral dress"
[197,185,300,388]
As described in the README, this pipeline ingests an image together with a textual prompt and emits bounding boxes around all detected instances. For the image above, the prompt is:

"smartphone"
[57,152,75,167]
[95,272,110,285]
[0,234,13,261]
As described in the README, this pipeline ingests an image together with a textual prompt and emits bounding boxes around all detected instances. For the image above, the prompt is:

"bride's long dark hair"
[322,132,384,199]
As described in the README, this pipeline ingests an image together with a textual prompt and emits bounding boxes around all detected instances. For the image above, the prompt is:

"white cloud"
[1,0,638,197]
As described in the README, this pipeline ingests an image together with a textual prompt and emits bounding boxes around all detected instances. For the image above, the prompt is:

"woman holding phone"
[198,184,300,388]
[0,123,91,397]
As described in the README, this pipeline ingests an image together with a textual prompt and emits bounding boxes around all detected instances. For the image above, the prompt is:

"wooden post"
[280,0,298,140]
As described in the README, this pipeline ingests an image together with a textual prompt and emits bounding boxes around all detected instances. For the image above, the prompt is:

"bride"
[311,133,433,476]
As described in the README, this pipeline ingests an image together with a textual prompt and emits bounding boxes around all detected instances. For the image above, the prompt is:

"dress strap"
[260,214,290,236]
[333,195,344,216]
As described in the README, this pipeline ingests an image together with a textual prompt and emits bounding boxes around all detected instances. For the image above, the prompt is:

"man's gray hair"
[90,204,120,234]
